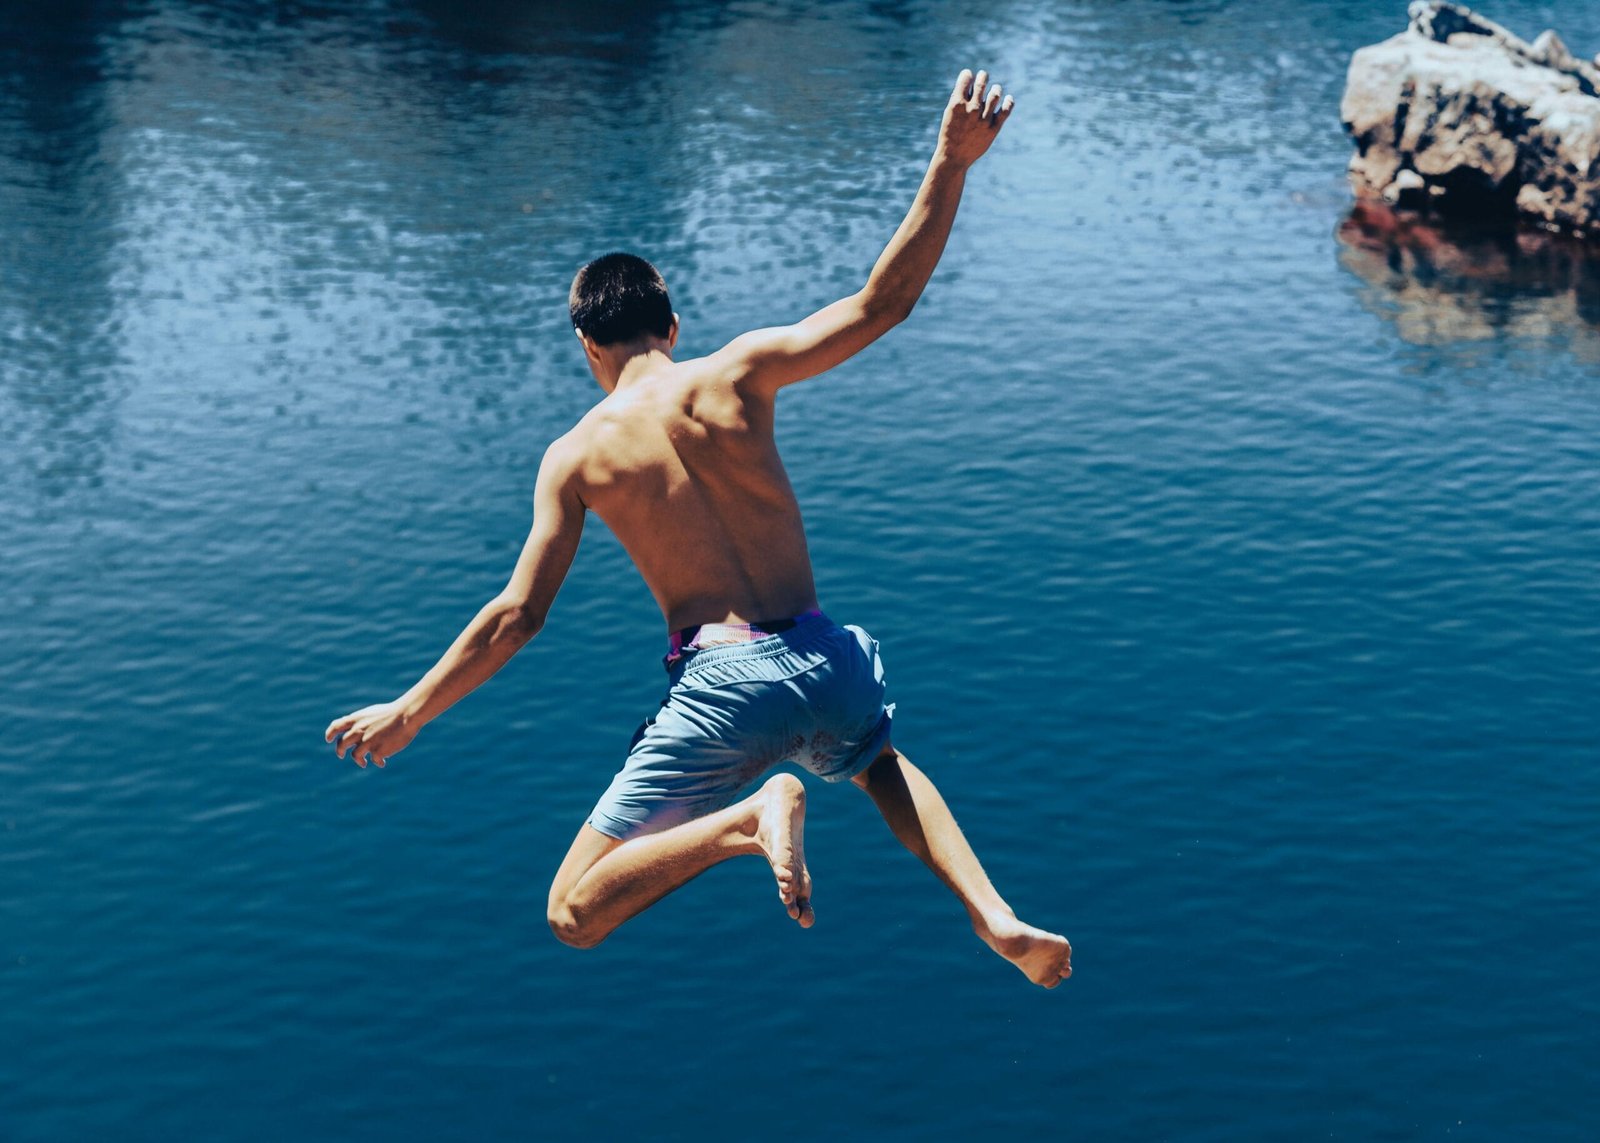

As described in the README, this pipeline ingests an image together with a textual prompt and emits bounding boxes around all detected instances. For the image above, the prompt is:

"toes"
[769,855,811,921]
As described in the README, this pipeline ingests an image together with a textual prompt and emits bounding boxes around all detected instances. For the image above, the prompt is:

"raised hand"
[936,68,1015,168]
[324,699,417,768]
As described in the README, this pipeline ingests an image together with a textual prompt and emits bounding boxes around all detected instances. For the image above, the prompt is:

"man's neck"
[608,344,674,391]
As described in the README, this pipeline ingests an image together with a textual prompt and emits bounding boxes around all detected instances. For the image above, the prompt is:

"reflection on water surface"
[1338,199,1600,358]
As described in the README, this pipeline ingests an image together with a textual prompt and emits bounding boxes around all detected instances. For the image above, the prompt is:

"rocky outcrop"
[1341,2,1600,237]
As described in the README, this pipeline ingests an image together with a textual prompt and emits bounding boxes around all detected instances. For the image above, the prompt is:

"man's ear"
[575,327,599,364]
[667,313,680,350]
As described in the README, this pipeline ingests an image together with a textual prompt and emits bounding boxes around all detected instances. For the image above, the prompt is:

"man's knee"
[547,896,607,950]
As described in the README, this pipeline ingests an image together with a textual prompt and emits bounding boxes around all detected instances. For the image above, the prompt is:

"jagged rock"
[1341,1,1600,237]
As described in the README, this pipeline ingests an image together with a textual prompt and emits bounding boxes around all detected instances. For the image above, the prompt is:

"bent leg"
[546,824,623,945]
[853,744,1072,988]
[547,774,813,949]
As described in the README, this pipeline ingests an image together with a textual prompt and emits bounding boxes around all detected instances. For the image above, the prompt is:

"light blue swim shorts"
[586,612,895,842]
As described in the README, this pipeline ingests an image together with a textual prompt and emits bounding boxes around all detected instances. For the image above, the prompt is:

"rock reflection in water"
[1336,199,1600,358]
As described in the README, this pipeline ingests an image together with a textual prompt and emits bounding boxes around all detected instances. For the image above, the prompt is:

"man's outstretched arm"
[324,440,586,768]
[719,68,1014,392]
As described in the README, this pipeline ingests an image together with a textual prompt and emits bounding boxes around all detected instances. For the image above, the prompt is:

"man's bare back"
[326,71,1072,987]
[555,349,817,634]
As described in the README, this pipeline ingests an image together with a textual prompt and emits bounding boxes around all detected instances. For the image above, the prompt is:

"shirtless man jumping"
[325,70,1071,988]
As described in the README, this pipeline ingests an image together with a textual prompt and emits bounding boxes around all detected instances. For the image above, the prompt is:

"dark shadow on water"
[0,1,131,498]
[1336,199,1600,361]
[404,0,691,60]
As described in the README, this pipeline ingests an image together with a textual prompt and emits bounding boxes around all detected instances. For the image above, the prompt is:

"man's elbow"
[860,289,915,330]
[496,596,546,641]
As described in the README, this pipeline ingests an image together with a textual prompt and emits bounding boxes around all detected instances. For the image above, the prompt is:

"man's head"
[569,252,678,388]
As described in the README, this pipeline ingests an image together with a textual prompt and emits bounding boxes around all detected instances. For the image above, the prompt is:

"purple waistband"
[665,607,826,667]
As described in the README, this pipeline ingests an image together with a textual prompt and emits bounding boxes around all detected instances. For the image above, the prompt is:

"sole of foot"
[982,917,1073,988]
[755,773,813,928]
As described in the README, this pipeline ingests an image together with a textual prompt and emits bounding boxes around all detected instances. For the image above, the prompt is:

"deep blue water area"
[3,1,1598,1139]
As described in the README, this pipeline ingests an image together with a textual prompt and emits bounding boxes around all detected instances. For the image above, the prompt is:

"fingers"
[967,69,989,111]
[334,726,393,769]
[338,728,365,763]
[328,702,401,769]
[334,724,369,763]
[324,714,356,742]
[950,68,1016,130]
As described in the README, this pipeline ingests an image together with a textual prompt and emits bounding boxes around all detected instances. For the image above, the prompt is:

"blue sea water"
[3,0,1598,1138]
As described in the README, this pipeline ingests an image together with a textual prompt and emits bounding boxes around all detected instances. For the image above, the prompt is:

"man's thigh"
[587,699,762,841]
[548,824,622,908]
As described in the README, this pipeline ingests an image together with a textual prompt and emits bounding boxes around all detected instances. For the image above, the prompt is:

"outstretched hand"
[937,68,1014,168]
[325,699,416,768]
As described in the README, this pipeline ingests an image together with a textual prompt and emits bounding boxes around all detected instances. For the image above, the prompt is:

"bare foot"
[753,773,813,928]
[980,915,1072,988]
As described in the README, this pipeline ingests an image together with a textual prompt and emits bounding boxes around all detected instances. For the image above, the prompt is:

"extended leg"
[547,774,813,949]
[853,744,1072,988]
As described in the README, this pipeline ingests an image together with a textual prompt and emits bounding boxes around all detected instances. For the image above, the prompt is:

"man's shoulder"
[679,344,780,419]
[539,423,592,484]
[685,338,760,385]
[560,392,635,455]
[543,400,643,495]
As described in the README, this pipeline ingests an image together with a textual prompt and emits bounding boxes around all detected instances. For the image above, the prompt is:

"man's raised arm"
[719,68,1014,392]
[324,439,586,768]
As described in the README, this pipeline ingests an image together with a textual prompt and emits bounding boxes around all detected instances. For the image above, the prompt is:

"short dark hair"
[568,252,673,346]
